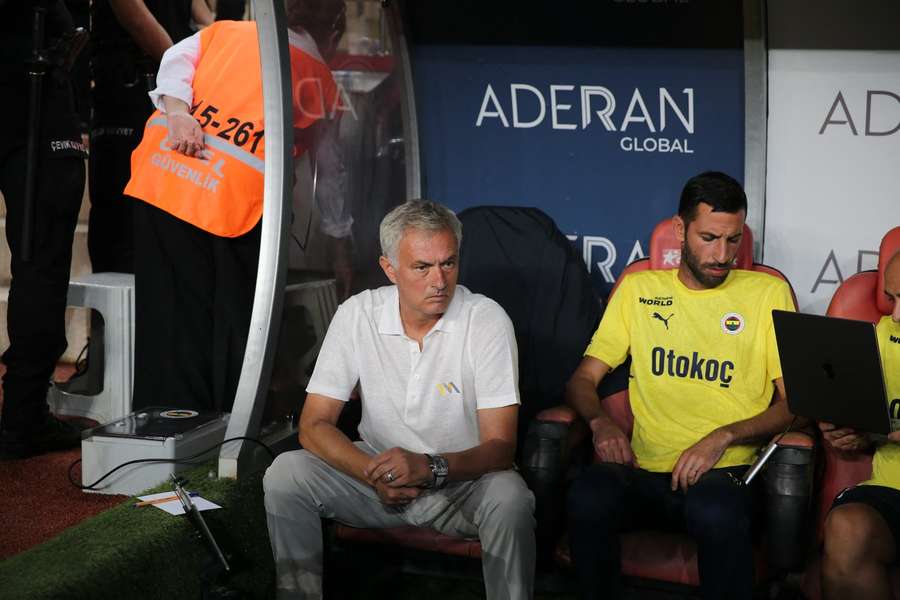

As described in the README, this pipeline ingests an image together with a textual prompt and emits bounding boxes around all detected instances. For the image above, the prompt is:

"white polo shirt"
[306,285,520,454]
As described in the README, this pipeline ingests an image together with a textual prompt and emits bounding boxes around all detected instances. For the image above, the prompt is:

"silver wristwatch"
[425,453,449,489]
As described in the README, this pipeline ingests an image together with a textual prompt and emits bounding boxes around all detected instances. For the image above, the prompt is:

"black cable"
[292,211,313,253]
[290,207,313,253]
[292,229,309,253]
[773,415,799,445]
[738,416,802,486]
[72,337,90,376]
[68,435,276,491]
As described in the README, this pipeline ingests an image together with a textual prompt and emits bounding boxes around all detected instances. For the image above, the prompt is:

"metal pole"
[388,1,421,200]
[23,4,50,263]
[218,0,293,479]
[743,0,768,261]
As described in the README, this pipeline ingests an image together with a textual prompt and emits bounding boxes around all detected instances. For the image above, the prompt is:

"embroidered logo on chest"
[721,312,745,335]
[436,382,461,396]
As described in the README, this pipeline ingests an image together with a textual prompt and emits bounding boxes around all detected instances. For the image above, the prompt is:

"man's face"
[380,227,459,324]
[674,203,746,290]
[885,255,900,323]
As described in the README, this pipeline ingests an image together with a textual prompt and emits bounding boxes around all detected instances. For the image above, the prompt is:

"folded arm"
[446,404,518,479]
[300,393,422,505]
[299,393,370,478]
[364,404,519,490]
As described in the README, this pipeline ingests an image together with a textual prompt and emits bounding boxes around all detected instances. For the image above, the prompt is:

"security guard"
[124,1,345,413]
[88,0,210,274]
[0,0,88,458]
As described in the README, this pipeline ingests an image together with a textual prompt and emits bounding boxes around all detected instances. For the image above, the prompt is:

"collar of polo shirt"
[377,285,466,337]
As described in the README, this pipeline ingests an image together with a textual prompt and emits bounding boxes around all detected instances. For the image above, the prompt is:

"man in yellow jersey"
[819,251,900,600]
[565,171,797,600]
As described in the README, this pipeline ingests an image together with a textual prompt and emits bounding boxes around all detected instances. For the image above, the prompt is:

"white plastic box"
[49,272,136,424]
[81,408,229,496]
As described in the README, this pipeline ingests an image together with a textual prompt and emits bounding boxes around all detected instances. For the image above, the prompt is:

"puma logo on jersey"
[650,347,735,388]
[652,312,674,330]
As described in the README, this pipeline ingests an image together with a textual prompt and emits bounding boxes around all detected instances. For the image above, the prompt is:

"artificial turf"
[0,463,273,599]
[0,461,588,599]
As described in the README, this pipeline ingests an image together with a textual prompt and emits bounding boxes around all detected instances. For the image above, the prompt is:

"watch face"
[433,455,449,476]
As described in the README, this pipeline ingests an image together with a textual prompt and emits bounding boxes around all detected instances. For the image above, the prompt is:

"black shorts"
[832,484,900,557]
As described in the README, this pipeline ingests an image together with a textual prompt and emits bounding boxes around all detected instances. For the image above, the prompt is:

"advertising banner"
[765,50,900,313]
[411,45,745,295]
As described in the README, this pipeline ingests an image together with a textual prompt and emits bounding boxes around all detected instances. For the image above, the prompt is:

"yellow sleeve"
[584,275,632,369]
[876,317,898,396]
[877,318,888,358]
[766,280,796,382]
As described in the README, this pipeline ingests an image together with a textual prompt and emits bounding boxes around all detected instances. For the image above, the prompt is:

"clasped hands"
[362,447,433,506]
[591,417,732,492]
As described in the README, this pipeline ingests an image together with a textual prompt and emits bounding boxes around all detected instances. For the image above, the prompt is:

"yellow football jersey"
[866,316,900,489]
[585,268,795,473]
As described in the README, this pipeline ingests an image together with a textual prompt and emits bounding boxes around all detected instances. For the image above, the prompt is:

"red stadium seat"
[552,217,814,594]
[799,226,900,599]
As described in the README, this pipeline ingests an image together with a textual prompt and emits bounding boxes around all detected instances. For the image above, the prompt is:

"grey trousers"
[263,442,536,600]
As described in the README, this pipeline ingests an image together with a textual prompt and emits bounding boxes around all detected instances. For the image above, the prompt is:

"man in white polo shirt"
[263,200,536,600]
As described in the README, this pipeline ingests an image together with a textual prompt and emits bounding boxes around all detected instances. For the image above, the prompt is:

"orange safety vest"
[125,21,339,237]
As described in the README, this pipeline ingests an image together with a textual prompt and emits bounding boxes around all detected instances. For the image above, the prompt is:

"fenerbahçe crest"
[721,312,745,335]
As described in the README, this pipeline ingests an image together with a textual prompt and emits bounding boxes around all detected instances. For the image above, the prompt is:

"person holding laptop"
[565,171,798,600]
[819,251,900,600]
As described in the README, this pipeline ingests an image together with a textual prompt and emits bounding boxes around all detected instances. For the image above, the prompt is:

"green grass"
[0,462,598,599]
[0,463,274,600]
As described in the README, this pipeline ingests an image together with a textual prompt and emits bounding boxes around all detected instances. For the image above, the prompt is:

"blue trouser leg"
[566,463,664,599]
[567,463,755,600]
[685,468,756,600]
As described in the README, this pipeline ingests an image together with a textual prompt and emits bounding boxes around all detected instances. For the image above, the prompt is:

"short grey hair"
[379,200,462,264]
